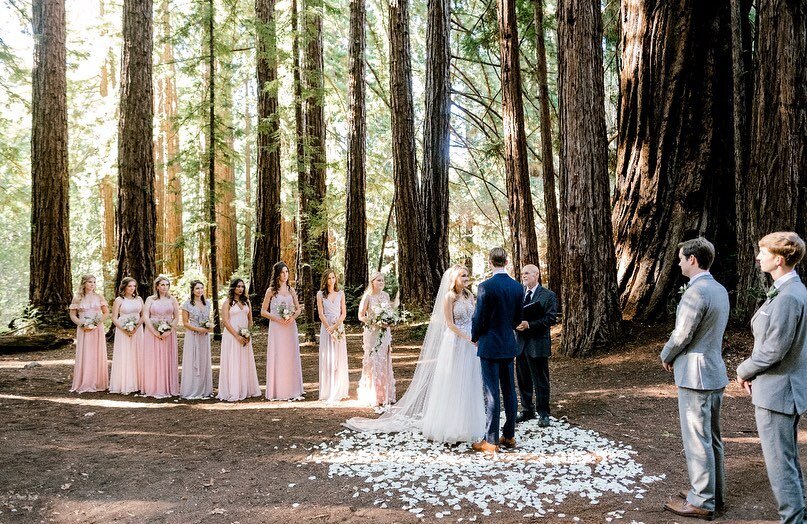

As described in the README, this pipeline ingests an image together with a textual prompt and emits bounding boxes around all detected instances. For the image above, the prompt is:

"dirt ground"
[0,321,801,523]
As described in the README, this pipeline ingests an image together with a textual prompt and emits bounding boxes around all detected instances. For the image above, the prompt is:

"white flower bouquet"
[239,327,252,339]
[276,303,294,321]
[200,318,213,330]
[121,316,138,334]
[153,320,172,335]
[330,323,346,343]
[368,303,411,353]
[82,315,101,330]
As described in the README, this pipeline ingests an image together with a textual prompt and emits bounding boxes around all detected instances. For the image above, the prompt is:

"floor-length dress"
[266,294,304,400]
[180,300,213,399]
[421,297,485,443]
[217,302,261,401]
[70,294,109,393]
[109,297,143,394]
[142,298,180,398]
[356,292,396,407]
[318,290,349,402]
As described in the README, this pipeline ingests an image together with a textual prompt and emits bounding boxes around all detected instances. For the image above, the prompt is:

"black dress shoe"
[538,414,550,427]
[516,411,535,423]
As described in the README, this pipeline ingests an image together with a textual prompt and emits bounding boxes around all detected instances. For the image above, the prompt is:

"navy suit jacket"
[516,285,558,358]
[472,272,524,359]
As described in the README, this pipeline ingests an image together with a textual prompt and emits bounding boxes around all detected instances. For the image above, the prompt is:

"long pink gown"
[142,298,180,398]
[266,294,304,400]
[357,292,396,407]
[70,293,109,393]
[109,296,143,394]
[318,290,349,401]
[217,302,261,401]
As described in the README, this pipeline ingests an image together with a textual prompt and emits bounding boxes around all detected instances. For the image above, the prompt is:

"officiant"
[515,264,558,427]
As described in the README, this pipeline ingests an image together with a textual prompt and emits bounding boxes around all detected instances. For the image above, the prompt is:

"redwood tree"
[116,0,157,300]
[611,0,736,321]
[557,0,620,356]
[30,0,72,316]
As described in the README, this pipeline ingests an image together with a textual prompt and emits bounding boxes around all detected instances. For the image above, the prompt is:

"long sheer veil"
[344,268,455,433]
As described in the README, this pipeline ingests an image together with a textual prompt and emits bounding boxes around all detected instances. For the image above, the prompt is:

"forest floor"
[0,321,799,523]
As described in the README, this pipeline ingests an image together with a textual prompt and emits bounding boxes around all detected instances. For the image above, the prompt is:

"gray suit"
[661,274,730,512]
[737,276,807,524]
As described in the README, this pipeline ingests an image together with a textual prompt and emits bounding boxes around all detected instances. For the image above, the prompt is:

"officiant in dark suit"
[515,264,558,428]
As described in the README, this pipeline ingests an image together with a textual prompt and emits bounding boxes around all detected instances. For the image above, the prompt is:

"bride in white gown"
[345,264,485,444]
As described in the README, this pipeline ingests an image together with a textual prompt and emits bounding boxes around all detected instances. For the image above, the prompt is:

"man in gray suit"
[661,238,730,521]
[737,232,807,524]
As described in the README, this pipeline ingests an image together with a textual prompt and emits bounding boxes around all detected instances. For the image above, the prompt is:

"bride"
[344,264,485,444]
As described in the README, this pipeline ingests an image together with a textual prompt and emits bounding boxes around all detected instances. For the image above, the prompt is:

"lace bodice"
[453,297,475,331]
[119,297,142,321]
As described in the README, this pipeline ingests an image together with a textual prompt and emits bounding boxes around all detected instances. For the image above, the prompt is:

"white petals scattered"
[308,417,660,519]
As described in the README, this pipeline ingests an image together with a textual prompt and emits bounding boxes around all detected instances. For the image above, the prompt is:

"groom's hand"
[661,361,673,372]
[515,321,529,331]
[737,376,752,395]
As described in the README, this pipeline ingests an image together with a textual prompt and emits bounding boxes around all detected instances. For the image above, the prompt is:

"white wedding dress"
[344,270,486,444]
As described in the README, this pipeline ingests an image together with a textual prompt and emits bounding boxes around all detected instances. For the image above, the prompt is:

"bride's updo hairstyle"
[446,264,473,302]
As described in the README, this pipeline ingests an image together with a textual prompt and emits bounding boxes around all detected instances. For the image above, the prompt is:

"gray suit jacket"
[737,277,807,415]
[660,274,730,390]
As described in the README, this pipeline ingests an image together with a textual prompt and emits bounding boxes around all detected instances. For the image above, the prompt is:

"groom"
[471,247,524,453]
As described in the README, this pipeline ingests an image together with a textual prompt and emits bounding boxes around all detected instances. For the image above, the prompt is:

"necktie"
[524,289,532,305]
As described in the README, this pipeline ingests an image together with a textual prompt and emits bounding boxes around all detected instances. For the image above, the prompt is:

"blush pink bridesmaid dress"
[265,294,304,400]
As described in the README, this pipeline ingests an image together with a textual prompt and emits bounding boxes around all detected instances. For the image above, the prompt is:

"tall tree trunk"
[100,175,116,297]
[344,0,369,293]
[251,0,283,302]
[737,0,806,311]
[421,0,451,291]
[533,0,561,299]
[206,0,221,335]
[244,79,253,265]
[30,0,71,317]
[154,75,166,273]
[557,0,621,357]
[215,69,238,285]
[117,0,157,301]
[498,0,540,281]
[611,0,736,321]
[300,0,329,332]
[389,0,433,309]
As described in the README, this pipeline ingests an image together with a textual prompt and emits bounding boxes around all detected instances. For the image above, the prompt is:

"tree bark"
[100,175,116,297]
[30,0,71,317]
[533,0,561,299]
[206,0,221,335]
[116,0,157,301]
[215,70,238,285]
[389,0,433,309]
[421,0,451,290]
[251,0,283,302]
[497,0,540,281]
[344,0,369,293]
[244,79,253,265]
[557,0,621,357]
[611,0,736,321]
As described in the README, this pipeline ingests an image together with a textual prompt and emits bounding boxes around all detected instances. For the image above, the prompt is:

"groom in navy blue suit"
[471,248,524,453]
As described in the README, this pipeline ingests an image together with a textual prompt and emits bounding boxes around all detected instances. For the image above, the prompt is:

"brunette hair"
[678,238,715,270]
[118,277,138,298]
[269,262,290,295]
[320,269,340,298]
[228,278,249,307]
[759,232,806,267]
[189,280,207,306]
[151,275,171,299]
[489,247,507,268]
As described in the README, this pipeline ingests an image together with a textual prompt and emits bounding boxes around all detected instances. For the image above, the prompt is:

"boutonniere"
[766,287,779,300]
[678,283,689,295]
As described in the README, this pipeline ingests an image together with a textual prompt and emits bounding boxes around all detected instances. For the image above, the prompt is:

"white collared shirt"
[524,284,539,300]
[774,269,800,289]
[689,271,711,284]
[492,267,508,276]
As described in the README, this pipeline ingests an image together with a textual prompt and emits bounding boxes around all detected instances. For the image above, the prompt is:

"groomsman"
[737,232,807,524]
[660,238,730,521]
[515,264,558,427]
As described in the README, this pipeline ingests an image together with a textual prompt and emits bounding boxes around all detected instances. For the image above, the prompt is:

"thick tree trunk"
[344,0,369,293]
[206,0,221,335]
[250,0,283,302]
[533,0,561,299]
[737,0,807,312]
[215,73,238,285]
[611,0,736,321]
[421,0,451,290]
[100,175,116,297]
[116,0,157,301]
[498,0,540,281]
[244,80,253,265]
[30,0,71,317]
[389,0,433,309]
[557,0,621,357]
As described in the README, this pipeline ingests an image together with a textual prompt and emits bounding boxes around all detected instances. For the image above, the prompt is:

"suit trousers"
[516,352,550,415]
[678,387,726,512]
[480,357,517,444]
[755,406,806,524]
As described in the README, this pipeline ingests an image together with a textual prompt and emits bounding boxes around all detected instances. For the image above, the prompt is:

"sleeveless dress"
[217,302,261,401]
[421,297,485,443]
[180,300,213,399]
[109,296,143,394]
[318,290,349,402]
[357,292,396,407]
[70,293,109,393]
[142,298,180,398]
[265,294,304,400]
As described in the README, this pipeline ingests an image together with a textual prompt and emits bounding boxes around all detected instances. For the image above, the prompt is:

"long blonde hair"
[446,264,473,301]
[75,274,97,300]
[362,271,385,299]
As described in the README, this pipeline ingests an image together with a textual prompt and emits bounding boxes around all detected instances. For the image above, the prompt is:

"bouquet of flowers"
[121,316,138,334]
[153,320,172,335]
[82,315,101,330]
[276,303,294,321]
[199,317,213,330]
[330,323,346,343]
[368,302,411,353]
[239,327,252,339]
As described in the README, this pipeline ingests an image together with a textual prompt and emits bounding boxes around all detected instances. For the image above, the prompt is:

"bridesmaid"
[69,275,110,393]
[217,278,261,402]
[180,280,214,399]
[316,269,349,402]
[356,271,396,407]
[261,261,304,400]
[109,277,143,394]
[142,276,181,398]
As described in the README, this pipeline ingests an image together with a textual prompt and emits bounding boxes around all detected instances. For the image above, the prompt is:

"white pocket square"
[759,311,770,317]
